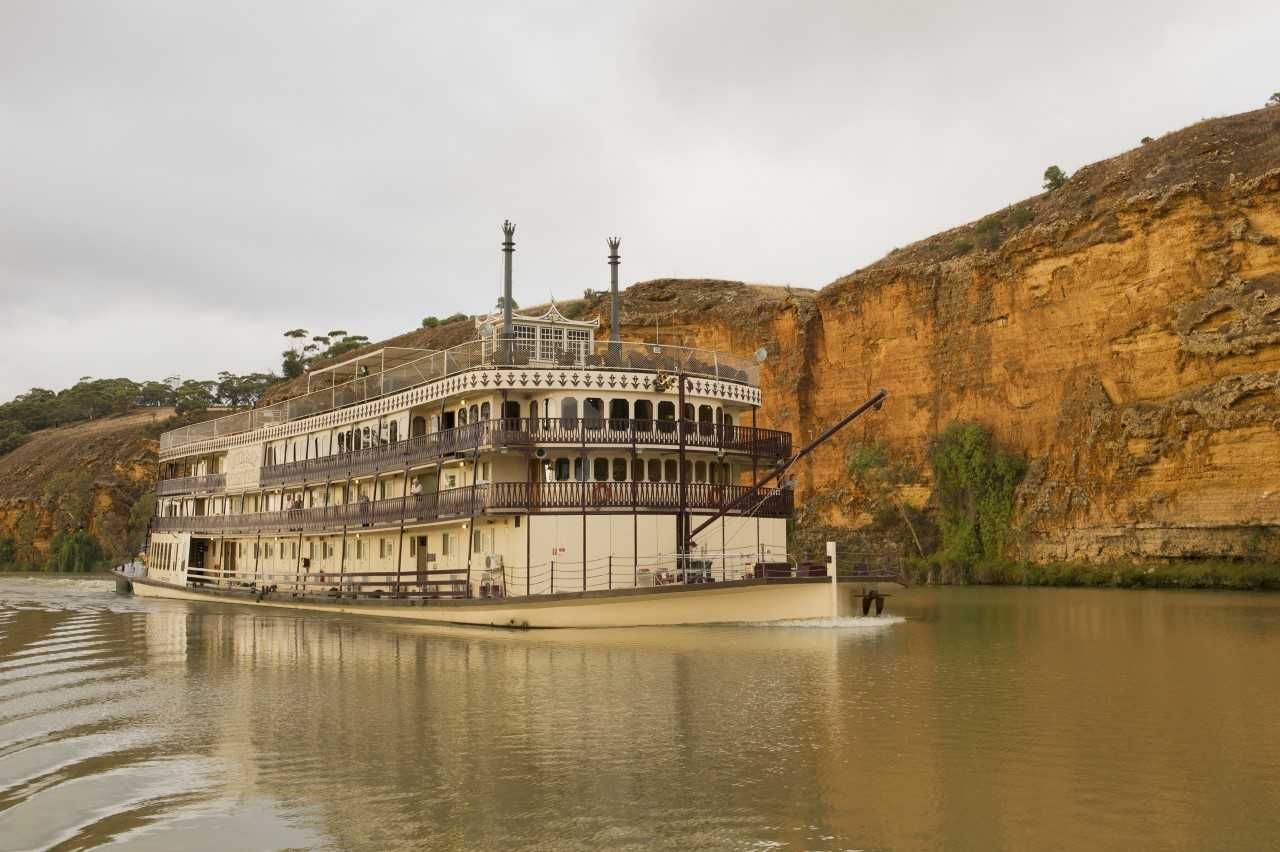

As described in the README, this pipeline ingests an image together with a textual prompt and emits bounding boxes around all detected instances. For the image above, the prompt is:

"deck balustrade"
[155,473,226,496]
[151,481,792,535]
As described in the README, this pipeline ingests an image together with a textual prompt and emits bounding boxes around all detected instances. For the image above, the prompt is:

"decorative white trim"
[161,369,761,461]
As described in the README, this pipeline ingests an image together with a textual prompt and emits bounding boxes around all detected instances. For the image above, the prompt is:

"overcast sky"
[2,1,1277,401]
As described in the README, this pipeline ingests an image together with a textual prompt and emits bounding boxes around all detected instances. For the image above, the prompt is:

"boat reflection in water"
[3,579,1280,851]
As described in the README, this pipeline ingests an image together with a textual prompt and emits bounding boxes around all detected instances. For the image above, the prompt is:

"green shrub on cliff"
[49,529,101,573]
[929,422,1026,574]
[0,537,15,569]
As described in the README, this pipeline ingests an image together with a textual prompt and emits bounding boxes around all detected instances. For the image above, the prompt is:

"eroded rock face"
[611,113,1280,563]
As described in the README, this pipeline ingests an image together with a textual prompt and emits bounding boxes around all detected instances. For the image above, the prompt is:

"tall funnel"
[501,220,516,347]
[607,236,621,344]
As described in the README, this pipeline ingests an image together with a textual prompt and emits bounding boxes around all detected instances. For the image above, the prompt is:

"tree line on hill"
[0,371,279,459]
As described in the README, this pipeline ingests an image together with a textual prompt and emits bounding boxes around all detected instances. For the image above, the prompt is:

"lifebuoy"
[591,482,613,502]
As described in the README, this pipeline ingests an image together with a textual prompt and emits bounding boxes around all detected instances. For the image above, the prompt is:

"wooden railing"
[151,481,792,535]
[155,473,226,496]
[255,418,790,489]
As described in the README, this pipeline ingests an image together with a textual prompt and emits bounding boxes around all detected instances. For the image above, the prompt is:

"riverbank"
[904,559,1280,590]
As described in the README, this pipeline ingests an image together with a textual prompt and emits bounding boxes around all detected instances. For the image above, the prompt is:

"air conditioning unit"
[485,554,504,570]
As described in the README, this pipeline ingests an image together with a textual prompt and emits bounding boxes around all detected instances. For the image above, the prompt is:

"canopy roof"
[474,301,600,333]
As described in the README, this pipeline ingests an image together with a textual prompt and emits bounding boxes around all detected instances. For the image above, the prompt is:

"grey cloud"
[2,0,1276,399]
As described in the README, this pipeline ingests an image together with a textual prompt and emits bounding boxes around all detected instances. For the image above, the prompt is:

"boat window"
[647,459,661,482]
[710,464,719,484]
[683,403,695,422]
[724,413,733,427]
[634,399,653,431]
[481,402,491,421]
[695,461,707,482]
[574,458,587,482]
[469,404,479,424]
[389,420,398,443]
[657,401,676,433]
[594,457,609,481]
[609,399,628,430]
[633,459,645,481]
[458,407,468,426]
[612,458,627,482]
[441,411,455,430]
[363,426,372,447]
[699,405,714,436]
[555,458,571,481]
[584,398,604,430]
[561,397,578,428]
[528,401,539,429]
[664,459,678,481]
[682,461,692,482]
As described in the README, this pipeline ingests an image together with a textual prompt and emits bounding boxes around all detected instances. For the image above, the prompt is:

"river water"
[1,578,1277,851]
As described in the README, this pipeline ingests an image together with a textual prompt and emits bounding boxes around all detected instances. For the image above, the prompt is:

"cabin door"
[224,541,236,579]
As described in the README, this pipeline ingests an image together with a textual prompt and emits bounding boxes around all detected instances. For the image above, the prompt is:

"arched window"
[337,433,346,453]
[648,459,661,482]
[657,401,676,433]
[612,458,627,482]
[695,460,707,482]
[710,464,719,484]
[469,404,479,424]
[724,413,733,427]
[664,459,678,481]
[560,397,578,429]
[352,430,362,451]
[698,405,714,436]
[574,458,587,482]
[683,403,695,422]
[457,407,468,426]
[632,458,645,481]
[528,400,539,430]
[412,416,426,438]
[593,457,609,481]
[554,458,571,481]
[584,398,604,430]
[481,402,491,421]
[634,399,653,432]
[609,399,628,431]
[389,420,399,443]
[362,426,371,448]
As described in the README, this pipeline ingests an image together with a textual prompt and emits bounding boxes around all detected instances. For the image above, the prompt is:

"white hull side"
[129,577,854,628]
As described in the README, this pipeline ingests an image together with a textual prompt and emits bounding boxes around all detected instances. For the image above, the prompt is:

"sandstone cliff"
[5,108,1278,568]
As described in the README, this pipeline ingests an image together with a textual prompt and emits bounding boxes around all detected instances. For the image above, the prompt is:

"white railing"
[161,339,759,453]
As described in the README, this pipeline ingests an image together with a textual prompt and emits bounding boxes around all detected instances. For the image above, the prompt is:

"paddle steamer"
[128,223,889,626]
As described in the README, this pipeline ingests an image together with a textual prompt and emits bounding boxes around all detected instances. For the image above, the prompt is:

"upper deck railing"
[160,339,760,454]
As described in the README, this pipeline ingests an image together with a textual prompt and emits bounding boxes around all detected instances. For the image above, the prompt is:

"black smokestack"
[607,236,620,344]
[502,220,515,346]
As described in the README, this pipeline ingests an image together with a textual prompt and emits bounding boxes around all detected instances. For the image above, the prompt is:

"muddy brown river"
[1,577,1277,850]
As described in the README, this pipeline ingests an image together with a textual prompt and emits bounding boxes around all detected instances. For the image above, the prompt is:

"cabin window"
[593,457,609,481]
[442,534,451,556]
[695,461,707,482]
[567,329,590,359]
[647,459,661,482]
[632,459,645,481]
[538,326,560,360]
[555,458,571,481]
[442,411,455,430]
[584,398,604,430]
[724,413,733,427]
[458,407,468,426]
[657,401,676,433]
[363,426,372,447]
[389,421,399,443]
[664,459,678,481]
[409,537,417,557]
[609,399,629,430]
[634,399,653,431]
[412,416,426,438]
[481,462,491,481]
[356,539,363,559]
[612,458,627,482]
[683,403,695,422]
[682,461,692,482]
[513,323,536,354]
[699,405,714,436]
[560,397,578,428]
[528,401,539,428]
[351,429,360,451]
[480,402,491,421]
[574,458,586,482]
[469,404,479,424]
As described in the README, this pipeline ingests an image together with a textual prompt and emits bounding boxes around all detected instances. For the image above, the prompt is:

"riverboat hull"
[124,573,877,628]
